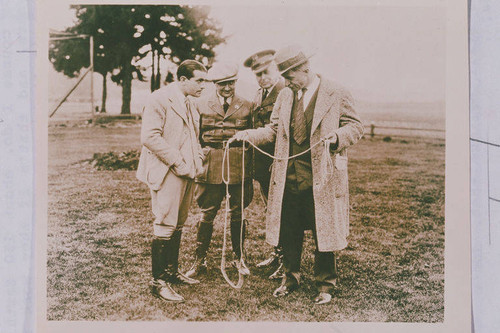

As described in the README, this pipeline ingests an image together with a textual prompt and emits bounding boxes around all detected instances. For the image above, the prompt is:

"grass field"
[47,121,444,322]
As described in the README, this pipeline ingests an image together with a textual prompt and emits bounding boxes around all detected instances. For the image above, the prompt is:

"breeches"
[150,171,194,239]
[195,181,253,223]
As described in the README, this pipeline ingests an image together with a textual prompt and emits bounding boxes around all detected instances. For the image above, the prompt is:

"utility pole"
[90,35,95,122]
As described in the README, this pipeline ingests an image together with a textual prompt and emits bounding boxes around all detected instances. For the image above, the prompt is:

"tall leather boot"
[185,222,213,278]
[230,219,250,275]
[168,229,199,285]
[150,238,184,303]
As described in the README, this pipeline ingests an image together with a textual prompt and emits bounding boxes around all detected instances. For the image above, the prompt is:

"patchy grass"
[47,125,444,322]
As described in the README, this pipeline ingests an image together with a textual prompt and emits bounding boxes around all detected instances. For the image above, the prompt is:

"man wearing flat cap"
[186,62,254,278]
[231,45,364,305]
[244,49,286,279]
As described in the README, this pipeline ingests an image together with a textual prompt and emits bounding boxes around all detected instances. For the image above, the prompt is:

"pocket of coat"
[197,148,211,181]
[146,154,169,190]
[201,118,216,128]
[235,119,249,129]
[333,155,348,197]
[335,155,348,170]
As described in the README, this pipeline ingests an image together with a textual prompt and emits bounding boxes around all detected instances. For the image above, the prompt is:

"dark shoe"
[170,271,200,285]
[314,292,332,305]
[232,258,250,276]
[268,261,285,280]
[185,257,208,278]
[150,279,184,303]
[256,252,280,268]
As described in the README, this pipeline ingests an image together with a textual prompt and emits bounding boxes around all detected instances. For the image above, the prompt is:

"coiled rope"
[219,137,335,289]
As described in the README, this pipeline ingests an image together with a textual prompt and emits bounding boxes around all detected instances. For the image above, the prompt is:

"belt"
[203,141,244,149]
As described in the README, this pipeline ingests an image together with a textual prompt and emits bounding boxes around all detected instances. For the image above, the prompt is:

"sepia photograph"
[37,0,469,329]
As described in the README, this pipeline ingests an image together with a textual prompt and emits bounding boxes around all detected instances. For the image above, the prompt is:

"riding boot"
[230,219,250,275]
[167,229,200,285]
[150,238,184,302]
[185,222,213,278]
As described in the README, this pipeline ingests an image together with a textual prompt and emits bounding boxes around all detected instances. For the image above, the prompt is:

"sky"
[50,4,445,103]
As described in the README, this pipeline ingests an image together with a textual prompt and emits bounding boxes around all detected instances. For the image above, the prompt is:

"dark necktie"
[292,88,307,145]
[261,89,268,103]
[223,98,229,113]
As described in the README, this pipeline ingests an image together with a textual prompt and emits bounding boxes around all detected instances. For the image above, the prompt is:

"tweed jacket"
[246,76,364,251]
[136,83,203,191]
[195,92,253,184]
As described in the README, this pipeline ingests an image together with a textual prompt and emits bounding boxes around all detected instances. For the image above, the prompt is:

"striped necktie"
[292,88,307,144]
[261,89,268,103]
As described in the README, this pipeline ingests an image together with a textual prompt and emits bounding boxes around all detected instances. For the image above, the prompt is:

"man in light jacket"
[231,45,364,305]
[136,60,207,303]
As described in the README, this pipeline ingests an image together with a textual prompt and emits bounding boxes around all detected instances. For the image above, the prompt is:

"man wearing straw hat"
[137,60,207,302]
[243,49,286,279]
[185,62,254,278]
[231,45,364,304]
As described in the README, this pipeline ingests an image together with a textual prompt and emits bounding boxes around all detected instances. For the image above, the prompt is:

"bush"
[88,150,140,170]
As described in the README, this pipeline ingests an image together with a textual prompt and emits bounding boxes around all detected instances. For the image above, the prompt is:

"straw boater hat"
[243,49,276,74]
[207,62,239,83]
[274,45,314,74]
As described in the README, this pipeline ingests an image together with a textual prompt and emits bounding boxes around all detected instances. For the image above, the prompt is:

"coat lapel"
[207,95,225,117]
[224,95,243,119]
[311,77,335,135]
[280,88,294,138]
[261,78,285,108]
[168,94,188,125]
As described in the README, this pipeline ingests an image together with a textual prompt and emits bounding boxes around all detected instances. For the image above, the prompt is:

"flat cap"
[243,49,276,73]
[207,62,239,83]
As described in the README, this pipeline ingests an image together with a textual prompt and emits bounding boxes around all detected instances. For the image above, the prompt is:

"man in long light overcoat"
[232,45,364,305]
[137,60,207,302]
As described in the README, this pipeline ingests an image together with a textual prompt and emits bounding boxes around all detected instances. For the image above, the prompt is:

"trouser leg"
[279,188,306,285]
[310,204,337,294]
[228,182,252,259]
[194,183,224,258]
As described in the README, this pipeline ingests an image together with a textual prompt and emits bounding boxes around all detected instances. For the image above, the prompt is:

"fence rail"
[366,123,445,139]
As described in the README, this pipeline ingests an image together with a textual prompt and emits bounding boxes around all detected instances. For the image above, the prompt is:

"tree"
[49,5,225,114]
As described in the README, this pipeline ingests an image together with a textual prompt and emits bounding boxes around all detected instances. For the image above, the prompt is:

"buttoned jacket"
[195,92,253,184]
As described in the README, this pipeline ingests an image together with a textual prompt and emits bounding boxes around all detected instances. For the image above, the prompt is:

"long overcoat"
[246,77,364,251]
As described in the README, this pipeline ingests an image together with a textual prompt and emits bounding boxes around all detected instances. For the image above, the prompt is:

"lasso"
[219,137,335,289]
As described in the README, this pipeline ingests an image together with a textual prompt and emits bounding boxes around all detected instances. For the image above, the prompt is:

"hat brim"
[252,60,274,74]
[279,53,314,75]
[212,75,238,84]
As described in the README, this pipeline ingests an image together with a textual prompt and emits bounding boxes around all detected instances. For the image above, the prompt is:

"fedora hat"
[274,45,314,74]
[207,62,239,83]
[243,49,276,74]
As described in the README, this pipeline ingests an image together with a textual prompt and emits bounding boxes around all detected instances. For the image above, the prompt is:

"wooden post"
[90,35,95,124]
[370,123,375,138]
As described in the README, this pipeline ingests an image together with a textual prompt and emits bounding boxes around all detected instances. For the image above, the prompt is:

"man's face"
[255,63,280,89]
[181,70,207,97]
[215,80,236,98]
[282,65,309,92]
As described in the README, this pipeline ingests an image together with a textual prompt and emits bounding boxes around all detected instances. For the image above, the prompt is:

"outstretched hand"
[229,130,250,144]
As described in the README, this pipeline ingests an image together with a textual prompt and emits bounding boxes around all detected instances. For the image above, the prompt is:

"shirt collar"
[217,92,233,105]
